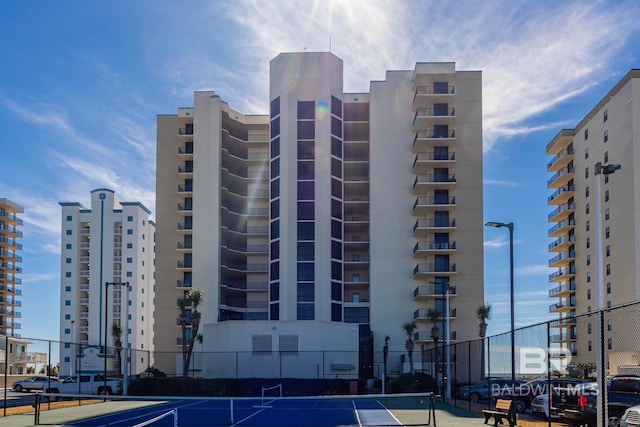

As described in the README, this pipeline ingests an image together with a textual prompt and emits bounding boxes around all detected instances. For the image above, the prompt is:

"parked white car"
[45,374,122,399]
[12,376,59,392]
[531,393,550,419]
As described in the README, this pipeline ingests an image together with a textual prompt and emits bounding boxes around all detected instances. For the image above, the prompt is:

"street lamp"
[104,281,129,398]
[430,280,455,400]
[430,322,439,395]
[70,320,75,377]
[485,221,515,394]
[594,162,620,427]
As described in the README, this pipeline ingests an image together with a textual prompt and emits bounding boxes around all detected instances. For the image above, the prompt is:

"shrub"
[388,372,436,394]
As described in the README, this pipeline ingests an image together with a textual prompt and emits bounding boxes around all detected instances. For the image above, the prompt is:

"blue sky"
[1,0,640,350]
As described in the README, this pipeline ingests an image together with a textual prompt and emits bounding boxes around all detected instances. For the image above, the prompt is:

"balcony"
[548,267,576,282]
[412,129,456,151]
[177,241,193,250]
[176,280,192,288]
[548,203,575,223]
[547,147,575,172]
[548,251,576,268]
[177,222,193,232]
[548,234,576,252]
[549,282,576,297]
[178,145,194,156]
[546,129,574,155]
[413,218,456,236]
[177,165,194,175]
[550,331,577,343]
[413,241,456,257]
[177,203,193,212]
[177,260,192,269]
[548,219,575,238]
[412,152,456,173]
[547,167,575,188]
[413,85,455,108]
[548,185,575,205]
[550,316,576,327]
[177,184,193,194]
[247,245,268,254]
[414,308,457,320]
[549,302,574,313]
[178,127,193,136]
[413,196,456,215]
[412,107,456,129]
[413,284,457,299]
[412,174,456,194]
[413,263,457,278]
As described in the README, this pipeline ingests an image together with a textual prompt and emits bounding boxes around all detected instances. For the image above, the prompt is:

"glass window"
[271,158,280,179]
[332,303,342,321]
[270,240,279,260]
[331,240,342,260]
[297,263,314,281]
[331,117,342,138]
[271,137,280,158]
[270,303,279,320]
[127,216,133,222]
[606,264,611,275]
[606,245,610,257]
[127,229,133,235]
[298,181,315,200]
[604,151,609,163]
[66,243,72,249]
[331,282,342,301]
[270,97,280,118]
[297,303,315,320]
[271,117,280,139]
[270,261,280,281]
[66,215,72,221]
[66,258,72,264]
[331,136,342,158]
[604,109,608,122]
[331,178,342,198]
[297,222,314,240]
[66,230,72,235]
[331,158,342,179]
[127,243,133,249]
[298,101,315,119]
[605,190,609,202]
[584,128,589,140]
[271,178,280,199]
[586,237,591,248]
[331,96,342,118]
[298,161,314,180]
[270,283,279,301]
[585,147,589,159]
[586,203,590,215]
[331,199,342,219]
[605,208,610,220]
[298,140,315,159]
[585,167,589,179]
[606,226,610,238]
[331,219,342,239]
[297,242,314,261]
[586,220,590,231]
[271,199,280,218]
[586,255,591,265]
[271,220,280,239]
[604,130,608,143]
[297,202,314,220]
[66,272,71,277]
[65,300,71,306]
[297,283,315,302]
[585,186,589,198]
[65,286,71,292]
[344,307,369,323]
[331,261,342,280]
[297,122,315,140]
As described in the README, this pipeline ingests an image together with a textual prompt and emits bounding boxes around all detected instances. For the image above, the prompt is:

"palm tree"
[477,304,492,338]
[427,309,443,376]
[111,323,123,376]
[477,304,492,380]
[577,362,595,379]
[402,321,418,373]
[178,289,203,377]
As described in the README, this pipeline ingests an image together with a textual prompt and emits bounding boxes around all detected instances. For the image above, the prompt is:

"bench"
[482,399,517,427]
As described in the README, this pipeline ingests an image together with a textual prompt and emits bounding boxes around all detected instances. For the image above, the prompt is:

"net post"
[173,408,178,427]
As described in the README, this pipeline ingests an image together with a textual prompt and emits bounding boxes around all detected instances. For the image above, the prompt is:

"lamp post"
[70,320,75,377]
[594,162,620,427]
[430,322,440,395]
[485,221,515,395]
[104,281,129,399]
[444,285,455,400]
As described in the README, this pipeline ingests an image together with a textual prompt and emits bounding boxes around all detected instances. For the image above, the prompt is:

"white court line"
[231,398,276,426]
[352,400,364,426]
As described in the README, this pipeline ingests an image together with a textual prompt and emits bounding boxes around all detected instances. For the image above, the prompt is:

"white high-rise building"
[59,189,155,377]
[155,52,484,379]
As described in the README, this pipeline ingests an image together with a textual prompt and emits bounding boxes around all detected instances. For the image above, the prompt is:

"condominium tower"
[156,52,483,378]
[546,69,640,367]
[0,198,23,338]
[59,189,155,377]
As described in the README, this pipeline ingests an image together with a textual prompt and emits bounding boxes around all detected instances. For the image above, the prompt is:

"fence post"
[4,335,8,417]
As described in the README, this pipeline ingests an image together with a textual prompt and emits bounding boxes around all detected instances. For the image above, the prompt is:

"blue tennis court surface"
[60,397,408,426]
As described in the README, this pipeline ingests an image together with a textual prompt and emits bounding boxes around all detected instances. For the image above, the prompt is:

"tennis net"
[33,391,435,426]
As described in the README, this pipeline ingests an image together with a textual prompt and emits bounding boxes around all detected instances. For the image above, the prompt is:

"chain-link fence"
[1,301,639,419]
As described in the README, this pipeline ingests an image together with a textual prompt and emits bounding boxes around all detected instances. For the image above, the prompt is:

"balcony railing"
[548,203,575,221]
[413,263,457,276]
[414,85,455,95]
[547,185,575,203]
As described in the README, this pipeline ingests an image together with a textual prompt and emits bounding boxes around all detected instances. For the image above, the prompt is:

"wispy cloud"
[484,237,509,249]
[484,179,519,187]
[516,264,552,277]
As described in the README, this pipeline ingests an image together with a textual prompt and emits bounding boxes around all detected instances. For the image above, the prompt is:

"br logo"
[519,347,572,374]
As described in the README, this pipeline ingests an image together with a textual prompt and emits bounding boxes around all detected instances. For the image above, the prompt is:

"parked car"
[500,378,583,413]
[459,378,526,403]
[621,404,640,427]
[12,376,59,392]
[45,374,122,400]
[531,393,551,419]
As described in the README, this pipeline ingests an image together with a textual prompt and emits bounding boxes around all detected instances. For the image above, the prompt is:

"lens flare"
[316,102,329,120]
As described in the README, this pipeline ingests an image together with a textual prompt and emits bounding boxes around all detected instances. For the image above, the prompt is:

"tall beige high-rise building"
[156,52,484,379]
[546,69,640,363]
[0,198,23,338]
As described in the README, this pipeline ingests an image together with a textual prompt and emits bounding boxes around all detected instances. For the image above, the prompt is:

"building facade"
[546,70,640,367]
[59,189,155,377]
[0,198,23,339]
[155,52,484,378]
